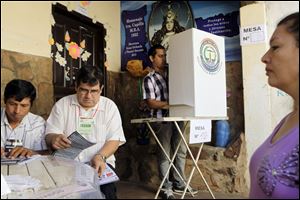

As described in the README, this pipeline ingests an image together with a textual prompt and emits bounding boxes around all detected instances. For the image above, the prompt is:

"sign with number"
[189,120,212,144]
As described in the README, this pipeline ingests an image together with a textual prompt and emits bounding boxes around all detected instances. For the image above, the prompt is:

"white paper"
[240,24,266,46]
[31,183,102,199]
[4,175,41,192]
[18,154,42,165]
[96,164,119,186]
[53,131,95,159]
[75,163,96,184]
[1,174,11,196]
[189,120,212,144]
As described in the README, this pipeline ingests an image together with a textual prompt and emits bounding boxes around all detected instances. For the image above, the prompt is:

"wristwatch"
[96,153,107,162]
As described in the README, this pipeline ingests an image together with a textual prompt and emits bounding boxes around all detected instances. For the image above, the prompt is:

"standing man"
[143,44,190,199]
[45,65,126,199]
[1,79,47,158]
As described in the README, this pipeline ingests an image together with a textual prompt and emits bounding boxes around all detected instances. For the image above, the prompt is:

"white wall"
[1,1,121,72]
[264,1,297,127]
[240,1,299,189]
[1,2,52,58]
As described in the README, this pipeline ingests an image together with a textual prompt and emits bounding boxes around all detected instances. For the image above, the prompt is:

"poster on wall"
[191,1,240,63]
[121,5,148,72]
[148,1,194,55]
[121,1,240,71]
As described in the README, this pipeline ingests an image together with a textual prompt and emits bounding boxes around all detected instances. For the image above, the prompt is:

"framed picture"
[148,1,194,52]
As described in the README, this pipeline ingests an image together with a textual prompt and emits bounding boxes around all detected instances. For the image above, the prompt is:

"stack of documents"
[1,174,11,196]
[1,155,42,165]
[97,164,119,186]
[4,175,41,191]
[1,157,27,165]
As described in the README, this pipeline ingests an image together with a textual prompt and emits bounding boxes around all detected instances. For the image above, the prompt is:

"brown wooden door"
[52,3,106,102]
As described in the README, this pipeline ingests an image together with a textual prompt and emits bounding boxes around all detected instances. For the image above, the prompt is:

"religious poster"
[148,1,194,54]
[121,1,240,71]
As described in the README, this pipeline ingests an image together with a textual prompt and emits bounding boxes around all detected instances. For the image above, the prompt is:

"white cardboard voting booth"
[169,28,227,118]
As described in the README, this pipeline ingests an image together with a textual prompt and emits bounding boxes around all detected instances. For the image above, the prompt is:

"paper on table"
[1,157,27,165]
[4,175,41,192]
[96,164,119,186]
[18,155,42,165]
[53,131,96,159]
[30,183,104,199]
[1,174,11,196]
[74,162,96,184]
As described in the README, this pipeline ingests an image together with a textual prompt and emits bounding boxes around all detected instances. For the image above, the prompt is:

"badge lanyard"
[77,104,99,136]
[4,123,26,146]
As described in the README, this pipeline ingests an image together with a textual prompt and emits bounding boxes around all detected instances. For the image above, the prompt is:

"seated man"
[1,79,47,158]
[45,65,126,199]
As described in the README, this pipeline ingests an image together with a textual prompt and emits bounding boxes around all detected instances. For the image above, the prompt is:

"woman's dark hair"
[4,79,36,105]
[148,44,165,57]
[278,12,299,47]
[76,65,104,87]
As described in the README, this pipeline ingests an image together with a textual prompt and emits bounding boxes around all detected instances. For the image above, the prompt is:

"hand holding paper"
[96,164,119,186]
[53,131,95,159]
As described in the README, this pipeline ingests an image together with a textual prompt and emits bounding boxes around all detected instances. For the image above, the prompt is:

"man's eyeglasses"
[78,87,101,96]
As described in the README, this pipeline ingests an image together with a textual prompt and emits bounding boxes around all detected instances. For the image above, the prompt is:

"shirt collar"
[70,94,104,112]
[1,107,31,130]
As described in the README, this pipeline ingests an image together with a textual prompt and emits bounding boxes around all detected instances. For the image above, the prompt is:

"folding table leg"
[174,122,215,199]
[146,122,190,199]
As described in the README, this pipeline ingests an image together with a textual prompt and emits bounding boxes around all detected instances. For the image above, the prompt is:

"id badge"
[78,118,94,136]
[5,139,23,153]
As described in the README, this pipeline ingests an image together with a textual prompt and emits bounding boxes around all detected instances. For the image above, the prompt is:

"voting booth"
[169,28,227,118]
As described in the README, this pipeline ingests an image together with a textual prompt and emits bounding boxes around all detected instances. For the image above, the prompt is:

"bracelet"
[96,153,107,162]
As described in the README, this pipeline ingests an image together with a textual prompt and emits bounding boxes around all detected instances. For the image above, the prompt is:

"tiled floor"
[116,181,247,199]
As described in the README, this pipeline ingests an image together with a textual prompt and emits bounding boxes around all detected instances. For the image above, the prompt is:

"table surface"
[131,116,228,123]
[1,155,103,199]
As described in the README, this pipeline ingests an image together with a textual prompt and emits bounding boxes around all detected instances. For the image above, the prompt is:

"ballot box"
[168,28,227,118]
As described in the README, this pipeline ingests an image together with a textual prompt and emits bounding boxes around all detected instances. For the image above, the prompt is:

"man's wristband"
[96,153,107,162]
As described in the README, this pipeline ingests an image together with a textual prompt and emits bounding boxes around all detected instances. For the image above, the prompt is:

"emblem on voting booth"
[199,38,221,74]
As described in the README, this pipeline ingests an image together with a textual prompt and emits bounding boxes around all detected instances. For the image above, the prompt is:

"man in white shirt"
[45,65,126,199]
[1,79,47,158]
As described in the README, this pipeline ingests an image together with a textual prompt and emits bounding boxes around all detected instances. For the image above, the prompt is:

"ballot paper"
[30,183,104,199]
[53,131,96,159]
[4,175,41,192]
[18,155,42,165]
[97,164,119,186]
[1,174,11,196]
[1,157,27,165]
[1,155,42,166]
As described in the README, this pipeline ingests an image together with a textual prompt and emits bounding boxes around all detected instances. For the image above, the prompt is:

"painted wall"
[264,1,297,127]
[1,1,121,72]
[240,1,299,189]
[1,2,51,59]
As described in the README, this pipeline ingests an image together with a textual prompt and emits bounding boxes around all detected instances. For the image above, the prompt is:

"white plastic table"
[131,117,227,199]
[1,155,104,199]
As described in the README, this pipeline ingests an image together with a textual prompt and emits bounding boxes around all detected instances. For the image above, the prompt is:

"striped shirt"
[143,70,168,118]
[1,108,47,151]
